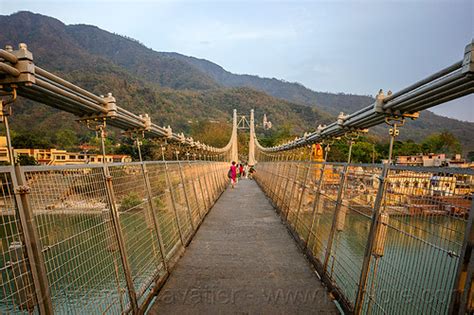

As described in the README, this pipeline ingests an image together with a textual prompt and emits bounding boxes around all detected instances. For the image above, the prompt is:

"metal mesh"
[286,163,310,227]
[166,163,193,243]
[202,164,215,206]
[327,165,382,305]
[108,164,166,306]
[23,165,129,314]
[363,166,473,314]
[294,163,323,242]
[145,162,182,259]
[181,162,201,228]
[307,164,344,264]
[193,164,208,219]
[254,161,472,313]
[0,168,36,314]
[0,160,228,314]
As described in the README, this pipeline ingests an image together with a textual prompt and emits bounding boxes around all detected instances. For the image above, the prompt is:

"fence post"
[209,158,217,201]
[285,163,302,221]
[12,165,53,314]
[196,159,210,212]
[306,163,327,247]
[322,163,349,272]
[353,163,390,314]
[102,164,139,313]
[202,158,213,207]
[294,161,312,230]
[449,195,474,314]
[280,160,293,214]
[188,160,203,222]
[269,156,282,200]
[140,162,169,272]
[177,161,196,232]
[164,160,185,246]
[275,155,290,209]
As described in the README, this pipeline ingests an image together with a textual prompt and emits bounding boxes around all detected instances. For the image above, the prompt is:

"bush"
[119,192,142,211]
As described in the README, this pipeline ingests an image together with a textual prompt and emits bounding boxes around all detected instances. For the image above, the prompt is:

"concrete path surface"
[149,179,339,314]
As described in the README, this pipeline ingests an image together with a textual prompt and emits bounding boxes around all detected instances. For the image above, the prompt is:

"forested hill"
[0,11,331,142]
[163,52,474,151]
[1,11,473,151]
[161,52,375,114]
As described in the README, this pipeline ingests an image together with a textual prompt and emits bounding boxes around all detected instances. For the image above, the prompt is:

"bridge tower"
[230,109,239,162]
[248,109,256,166]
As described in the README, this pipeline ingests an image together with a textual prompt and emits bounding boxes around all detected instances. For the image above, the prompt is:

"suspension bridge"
[0,41,472,314]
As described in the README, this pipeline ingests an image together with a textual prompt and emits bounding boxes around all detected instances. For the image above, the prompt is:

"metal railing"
[0,43,240,163]
[253,41,473,153]
[254,161,473,314]
[0,160,228,314]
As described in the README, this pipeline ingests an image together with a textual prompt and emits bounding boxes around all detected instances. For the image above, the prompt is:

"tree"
[54,129,78,149]
[17,154,38,166]
[352,142,378,163]
[467,151,474,162]
[421,131,461,154]
[11,131,52,148]
[393,139,422,156]
[258,124,295,147]
[190,121,232,147]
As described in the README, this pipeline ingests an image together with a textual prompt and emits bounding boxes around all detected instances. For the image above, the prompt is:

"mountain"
[0,11,330,143]
[1,11,473,152]
[161,52,375,114]
[165,54,474,152]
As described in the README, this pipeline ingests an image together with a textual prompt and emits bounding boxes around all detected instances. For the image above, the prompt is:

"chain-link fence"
[255,161,473,314]
[0,161,228,314]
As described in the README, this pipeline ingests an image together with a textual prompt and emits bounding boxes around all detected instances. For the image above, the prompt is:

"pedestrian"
[239,163,245,179]
[228,161,237,188]
[235,163,240,183]
[248,166,256,180]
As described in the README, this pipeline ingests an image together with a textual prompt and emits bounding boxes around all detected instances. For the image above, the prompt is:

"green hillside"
[1,11,473,152]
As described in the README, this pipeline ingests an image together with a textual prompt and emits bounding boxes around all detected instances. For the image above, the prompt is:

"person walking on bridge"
[239,163,245,179]
[228,161,237,188]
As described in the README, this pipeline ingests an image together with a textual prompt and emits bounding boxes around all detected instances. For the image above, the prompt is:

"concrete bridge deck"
[149,179,338,314]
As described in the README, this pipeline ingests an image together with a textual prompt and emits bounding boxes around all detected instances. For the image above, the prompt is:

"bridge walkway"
[149,179,338,314]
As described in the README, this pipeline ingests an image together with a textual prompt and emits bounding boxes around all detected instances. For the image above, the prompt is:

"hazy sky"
[1,0,473,121]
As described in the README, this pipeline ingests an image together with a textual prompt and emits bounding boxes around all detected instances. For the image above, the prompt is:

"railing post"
[196,159,210,212]
[202,158,213,207]
[322,163,349,272]
[306,163,327,247]
[275,155,290,209]
[102,164,139,313]
[140,161,169,272]
[178,161,196,232]
[269,156,282,200]
[207,158,219,201]
[449,195,474,314]
[293,161,312,230]
[353,163,390,314]
[189,160,204,222]
[279,158,293,210]
[12,165,53,314]
[285,163,302,221]
[164,160,186,246]
[132,134,169,273]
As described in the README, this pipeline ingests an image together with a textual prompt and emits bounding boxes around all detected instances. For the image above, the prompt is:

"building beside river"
[0,137,132,165]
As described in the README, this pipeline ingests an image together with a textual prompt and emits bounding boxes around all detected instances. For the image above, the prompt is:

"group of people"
[227,161,255,188]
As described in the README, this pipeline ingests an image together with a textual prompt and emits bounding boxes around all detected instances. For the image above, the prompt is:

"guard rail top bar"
[255,41,474,152]
[0,44,235,155]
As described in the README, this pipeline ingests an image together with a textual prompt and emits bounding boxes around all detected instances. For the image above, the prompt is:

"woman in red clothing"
[229,161,237,188]
[239,164,245,179]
